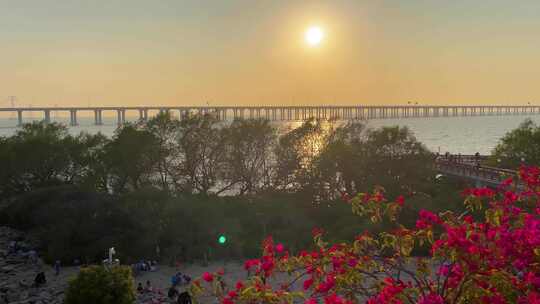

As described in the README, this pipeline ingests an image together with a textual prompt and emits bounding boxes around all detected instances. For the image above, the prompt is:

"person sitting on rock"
[145,280,152,293]
[34,271,46,287]
[7,240,17,255]
[168,286,179,299]
[137,282,144,293]
[182,274,191,284]
[171,273,179,287]
[27,250,38,264]
[177,291,192,304]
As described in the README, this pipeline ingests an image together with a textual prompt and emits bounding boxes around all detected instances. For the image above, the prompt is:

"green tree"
[316,121,367,196]
[491,119,540,168]
[0,122,76,195]
[224,119,277,195]
[143,112,181,192]
[360,126,434,195]
[65,132,110,191]
[316,125,433,197]
[274,118,333,192]
[65,265,135,304]
[104,124,160,193]
[176,113,229,195]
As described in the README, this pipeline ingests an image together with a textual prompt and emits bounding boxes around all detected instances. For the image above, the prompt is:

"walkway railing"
[435,154,517,185]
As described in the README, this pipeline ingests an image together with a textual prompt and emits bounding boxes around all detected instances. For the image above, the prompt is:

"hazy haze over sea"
[0,115,537,155]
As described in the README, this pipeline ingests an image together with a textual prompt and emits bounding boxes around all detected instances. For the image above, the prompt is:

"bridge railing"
[435,158,517,184]
[435,154,489,164]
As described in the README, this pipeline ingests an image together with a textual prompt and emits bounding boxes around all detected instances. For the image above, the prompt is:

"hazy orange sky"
[2,1,540,107]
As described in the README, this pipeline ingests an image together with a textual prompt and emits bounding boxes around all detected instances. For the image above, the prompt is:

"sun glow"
[305,26,324,46]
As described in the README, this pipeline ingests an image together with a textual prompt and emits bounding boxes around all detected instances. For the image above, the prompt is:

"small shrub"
[64,265,135,304]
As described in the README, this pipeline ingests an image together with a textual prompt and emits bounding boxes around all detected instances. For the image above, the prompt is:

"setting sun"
[305,26,324,46]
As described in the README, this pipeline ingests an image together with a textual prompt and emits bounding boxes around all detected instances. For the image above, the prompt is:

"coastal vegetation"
[0,116,538,303]
[491,118,540,169]
[0,114,465,263]
[192,167,540,303]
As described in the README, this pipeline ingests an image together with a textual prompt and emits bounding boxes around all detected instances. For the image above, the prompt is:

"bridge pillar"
[44,110,51,123]
[139,109,146,121]
[94,110,103,125]
[17,110,23,126]
[117,109,125,126]
[70,110,78,126]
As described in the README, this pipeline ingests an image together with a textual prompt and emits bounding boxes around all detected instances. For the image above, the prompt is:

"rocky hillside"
[0,227,68,304]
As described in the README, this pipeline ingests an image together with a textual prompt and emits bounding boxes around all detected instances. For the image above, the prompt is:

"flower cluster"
[190,166,540,303]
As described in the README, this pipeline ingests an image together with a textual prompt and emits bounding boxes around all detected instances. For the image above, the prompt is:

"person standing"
[54,260,61,276]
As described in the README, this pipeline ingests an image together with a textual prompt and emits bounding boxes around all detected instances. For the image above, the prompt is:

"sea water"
[0,114,537,155]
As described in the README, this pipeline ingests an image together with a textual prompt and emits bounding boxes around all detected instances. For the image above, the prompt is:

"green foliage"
[104,123,160,192]
[316,124,434,198]
[491,118,540,168]
[0,115,461,263]
[0,180,465,262]
[0,186,138,263]
[64,265,135,304]
[224,119,276,195]
[0,122,108,196]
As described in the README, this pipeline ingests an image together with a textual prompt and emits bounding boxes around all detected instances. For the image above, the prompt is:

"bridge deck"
[435,155,518,186]
[2,105,540,126]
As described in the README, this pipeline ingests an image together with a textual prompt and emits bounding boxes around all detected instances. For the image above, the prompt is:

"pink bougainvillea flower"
[222,297,234,304]
[396,195,405,206]
[418,293,444,304]
[312,227,324,237]
[235,281,244,290]
[202,272,213,282]
[303,278,314,290]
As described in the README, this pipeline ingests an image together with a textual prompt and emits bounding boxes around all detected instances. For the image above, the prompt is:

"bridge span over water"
[0,105,539,126]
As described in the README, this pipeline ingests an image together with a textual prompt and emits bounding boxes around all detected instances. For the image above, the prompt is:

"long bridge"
[0,105,539,126]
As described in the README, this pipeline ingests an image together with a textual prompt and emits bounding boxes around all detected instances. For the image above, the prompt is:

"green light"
[218,235,227,244]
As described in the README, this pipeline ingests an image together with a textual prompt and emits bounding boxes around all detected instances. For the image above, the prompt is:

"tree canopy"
[491,119,540,168]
